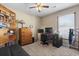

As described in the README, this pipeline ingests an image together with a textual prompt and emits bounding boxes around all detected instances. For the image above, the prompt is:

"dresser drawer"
[19,27,32,46]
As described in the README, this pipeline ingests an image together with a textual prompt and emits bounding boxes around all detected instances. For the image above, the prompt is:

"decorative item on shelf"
[0,13,9,28]
[0,13,4,22]
[0,22,6,28]
[0,13,4,16]
[29,25,33,29]
[18,20,25,28]
[8,29,15,35]
[5,23,10,28]
[1,11,6,15]
[8,16,13,23]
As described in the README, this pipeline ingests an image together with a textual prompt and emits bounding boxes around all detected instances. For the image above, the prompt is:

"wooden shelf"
[0,4,16,29]
[0,4,17,46]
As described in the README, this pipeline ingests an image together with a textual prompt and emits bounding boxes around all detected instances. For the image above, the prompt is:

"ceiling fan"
[29,3,49,12]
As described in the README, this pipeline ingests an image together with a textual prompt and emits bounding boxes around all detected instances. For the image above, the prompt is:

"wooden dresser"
[19,27,32,46]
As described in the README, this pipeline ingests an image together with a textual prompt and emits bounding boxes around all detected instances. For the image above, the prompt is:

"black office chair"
[52,34,63,48]
[41,33,49,45]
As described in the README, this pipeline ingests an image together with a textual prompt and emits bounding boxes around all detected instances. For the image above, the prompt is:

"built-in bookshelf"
[0,4,16,29]
[0,4,16,46]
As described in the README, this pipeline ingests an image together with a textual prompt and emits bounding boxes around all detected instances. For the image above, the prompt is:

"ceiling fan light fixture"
[35,3,44,7]
[35,3,44,12]
[36,6,43,12]
[29,3,49,12]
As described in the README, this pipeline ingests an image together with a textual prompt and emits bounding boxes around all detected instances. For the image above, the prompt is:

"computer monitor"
[38,29,44,33]
[45,27,53,33]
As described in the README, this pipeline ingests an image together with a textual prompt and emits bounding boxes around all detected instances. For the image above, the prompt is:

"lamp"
[18,20,25,28]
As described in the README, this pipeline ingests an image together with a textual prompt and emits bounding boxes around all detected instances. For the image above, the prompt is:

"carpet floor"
[22,41,79,56]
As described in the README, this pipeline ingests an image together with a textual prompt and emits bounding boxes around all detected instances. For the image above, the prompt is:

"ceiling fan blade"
[29,6,36,8]
[42,6,49,8]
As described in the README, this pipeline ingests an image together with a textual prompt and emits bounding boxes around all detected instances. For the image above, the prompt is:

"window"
[58,14,75,39]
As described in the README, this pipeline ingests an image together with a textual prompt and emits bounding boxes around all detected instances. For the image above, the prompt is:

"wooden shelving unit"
[0,4,16,29]
[0,4,16,46]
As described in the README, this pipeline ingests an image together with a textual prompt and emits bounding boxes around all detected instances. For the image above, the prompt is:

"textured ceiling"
[3,3,79,17]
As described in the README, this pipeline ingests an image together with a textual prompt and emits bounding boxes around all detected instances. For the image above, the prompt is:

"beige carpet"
[22,41,79,56]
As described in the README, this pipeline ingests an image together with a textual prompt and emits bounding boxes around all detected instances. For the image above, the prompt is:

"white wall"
[2,4,41,41]
[15,10,41,40]
[41,5,79,33]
